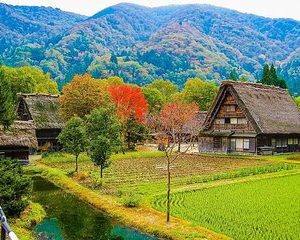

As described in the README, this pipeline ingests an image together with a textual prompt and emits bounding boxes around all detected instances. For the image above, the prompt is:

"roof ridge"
[221,80,288,92]
[17,93,60,98]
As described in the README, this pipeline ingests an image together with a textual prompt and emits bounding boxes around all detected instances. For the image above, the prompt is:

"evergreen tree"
[0,159,32,217]
[261,64,272,85]
[230,71,238,81]
[269,64,278,85]
[261,63,287,89]
[110,53,118,65]
[0,67,15,130]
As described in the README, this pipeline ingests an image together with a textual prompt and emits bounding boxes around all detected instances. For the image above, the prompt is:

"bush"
[121,194,141,208]
[0,159,32,216]
[72,172,88,181]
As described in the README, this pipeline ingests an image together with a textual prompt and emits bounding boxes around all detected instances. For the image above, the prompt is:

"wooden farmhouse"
[17,94,64,151]
[199,81,300,155]
[0,121,38,160]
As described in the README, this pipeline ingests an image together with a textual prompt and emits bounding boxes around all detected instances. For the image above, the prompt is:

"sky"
[1,0,300,20]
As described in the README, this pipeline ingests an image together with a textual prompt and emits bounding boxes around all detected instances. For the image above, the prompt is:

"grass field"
[153,174,300,240]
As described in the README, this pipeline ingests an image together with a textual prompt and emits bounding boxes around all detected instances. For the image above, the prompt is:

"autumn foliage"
[159,101,199,133]
[108,84,148,123]
[59,74,109,120]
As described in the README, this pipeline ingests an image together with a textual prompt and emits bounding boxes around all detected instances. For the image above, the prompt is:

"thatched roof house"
[199,81,300,154]
[17,94,64,151]
[17,94,64,129]
[0,121,38,160]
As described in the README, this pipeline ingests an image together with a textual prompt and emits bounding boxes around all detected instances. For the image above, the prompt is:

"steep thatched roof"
[18,94,64,129]
[205,81,300,134]
[0,121,38,148]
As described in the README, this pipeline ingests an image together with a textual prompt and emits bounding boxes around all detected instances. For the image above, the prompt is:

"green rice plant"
[153,174,300,240]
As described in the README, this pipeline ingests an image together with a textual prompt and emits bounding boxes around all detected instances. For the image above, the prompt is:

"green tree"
[269,64,278,84]
[261,64,272,85]
[230,71,238,81]
[142,87,165,114]
[0,67,15,130]
[0,159,32,217]
[147,79,178,101]
[182,78,218,111]
[2,66,59,96]
[85,107,121,178]
[124,114,147,150]
[110,53,118,65]
[58,117,86,173]
[261,64,287,89]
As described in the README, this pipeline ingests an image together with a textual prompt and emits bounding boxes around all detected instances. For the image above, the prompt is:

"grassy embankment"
[10,202,46,240]
[31,151,299,239]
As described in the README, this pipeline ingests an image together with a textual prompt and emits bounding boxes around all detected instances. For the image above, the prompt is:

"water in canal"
[32,176,158,240]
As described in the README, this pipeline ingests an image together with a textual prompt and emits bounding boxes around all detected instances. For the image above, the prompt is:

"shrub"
[0,159,32,216]
[121,194,141,208]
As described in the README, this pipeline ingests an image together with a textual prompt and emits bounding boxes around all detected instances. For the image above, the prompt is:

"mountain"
[0,2,299,93]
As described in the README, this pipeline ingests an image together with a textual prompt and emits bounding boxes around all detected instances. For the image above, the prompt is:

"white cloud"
[1,0,299,20]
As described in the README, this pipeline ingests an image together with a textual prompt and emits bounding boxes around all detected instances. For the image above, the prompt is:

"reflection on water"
[32,176,158,240]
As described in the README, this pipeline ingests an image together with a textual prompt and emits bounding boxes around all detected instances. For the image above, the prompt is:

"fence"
[0,207,18,240]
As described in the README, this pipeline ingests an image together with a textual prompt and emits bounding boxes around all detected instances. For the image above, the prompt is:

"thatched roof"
[205,81,300,134]
[18,94,64,129]
[0,121,38,148]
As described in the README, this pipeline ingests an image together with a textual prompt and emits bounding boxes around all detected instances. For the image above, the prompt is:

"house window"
[288,138,293,145]
[225,118,230,124]
[271,138,276,147]
[230,118,238,124]
[238,118,247,124]
[236,139,244,151]
[213,137,222,149]
[243,139,250,150]
[276,139,282,147]
[230,138,236,151]
[282,139,287,147]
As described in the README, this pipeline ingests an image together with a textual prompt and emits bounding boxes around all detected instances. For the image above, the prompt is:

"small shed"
[0,121,38,160]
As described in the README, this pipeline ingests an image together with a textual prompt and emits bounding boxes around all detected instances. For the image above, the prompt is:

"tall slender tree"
[58,117,86,173]
[155,102,199,222]
[85,107,121,178]
[0,67,15,130]
[261,64,272,85]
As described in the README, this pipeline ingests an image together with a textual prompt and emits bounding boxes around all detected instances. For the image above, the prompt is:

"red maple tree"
[108,84,148,123]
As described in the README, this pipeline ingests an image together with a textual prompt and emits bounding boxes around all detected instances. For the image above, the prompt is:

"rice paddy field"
[39,152,300,239]
[153,174,300,240]
[40,152,289,196]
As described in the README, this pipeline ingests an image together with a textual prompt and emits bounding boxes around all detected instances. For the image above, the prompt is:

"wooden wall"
[210,92,255,132]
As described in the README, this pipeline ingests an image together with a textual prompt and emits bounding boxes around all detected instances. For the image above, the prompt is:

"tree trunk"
[100,165,103,178]
[166,155,171,222]
[178,135,181,152]
[75,154,79,173]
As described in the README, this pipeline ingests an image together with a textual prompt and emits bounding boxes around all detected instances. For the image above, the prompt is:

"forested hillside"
[1,2,299,93]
